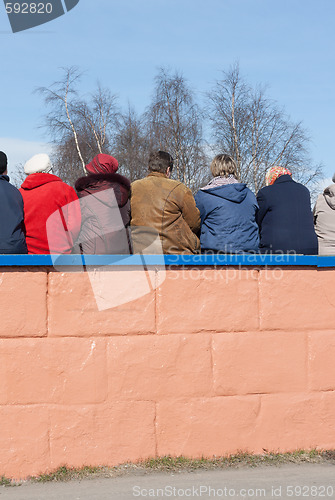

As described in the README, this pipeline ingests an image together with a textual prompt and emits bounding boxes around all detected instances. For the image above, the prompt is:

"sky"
[0,0,334,183]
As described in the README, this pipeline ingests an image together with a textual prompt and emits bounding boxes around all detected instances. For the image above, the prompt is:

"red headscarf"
[85,154,118,175]
[265,166,292,186]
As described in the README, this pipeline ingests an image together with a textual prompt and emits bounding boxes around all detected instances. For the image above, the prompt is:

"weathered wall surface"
[0,266,335,479]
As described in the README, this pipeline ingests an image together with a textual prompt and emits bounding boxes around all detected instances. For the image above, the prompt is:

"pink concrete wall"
[0,266,335,479]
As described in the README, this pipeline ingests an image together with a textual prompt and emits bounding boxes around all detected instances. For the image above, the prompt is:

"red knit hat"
[85,154,118,175]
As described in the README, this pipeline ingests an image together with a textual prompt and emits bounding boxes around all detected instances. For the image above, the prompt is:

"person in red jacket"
[20,154,81,254]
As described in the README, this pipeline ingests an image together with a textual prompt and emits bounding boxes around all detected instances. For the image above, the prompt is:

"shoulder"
[314,193,323,209]
[2,180,23,198]
[293,180,311,194]
[131,177,146,188]
[288,180,312,201]
[256,185,270,200]
[169,179,189,192]
[55,181,78,200]
[166,181,195,203]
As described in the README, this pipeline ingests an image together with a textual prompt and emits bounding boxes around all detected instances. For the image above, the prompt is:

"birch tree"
[114,106,150,182]
[208,63,323,193]
[37,67,119,184]
[146,68,209,191]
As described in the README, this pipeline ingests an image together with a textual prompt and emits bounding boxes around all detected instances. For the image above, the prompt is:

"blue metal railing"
[0,254,334,267]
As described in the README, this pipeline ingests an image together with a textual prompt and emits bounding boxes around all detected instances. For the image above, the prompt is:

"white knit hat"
[24,154,53,175]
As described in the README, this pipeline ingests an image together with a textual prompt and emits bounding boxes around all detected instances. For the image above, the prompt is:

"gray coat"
[314,184,335,255]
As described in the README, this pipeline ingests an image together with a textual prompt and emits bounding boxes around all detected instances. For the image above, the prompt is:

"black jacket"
[256,175,318,254]
[0,175,27,254]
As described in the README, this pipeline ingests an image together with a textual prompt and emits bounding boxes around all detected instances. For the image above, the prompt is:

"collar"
[273,174,293,184]
[0,175,9,182]
[148,172,168,179]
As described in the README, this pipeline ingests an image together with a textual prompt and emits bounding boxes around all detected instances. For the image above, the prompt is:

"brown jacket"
[130,172,200,254]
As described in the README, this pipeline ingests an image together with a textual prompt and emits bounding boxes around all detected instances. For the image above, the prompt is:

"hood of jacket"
[200,183,248,203]
[323,184,335,210]
[21,173,62,190]
[75,172,131,208]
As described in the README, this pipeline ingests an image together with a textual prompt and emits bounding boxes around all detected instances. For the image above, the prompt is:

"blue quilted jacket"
[195,183,259,253]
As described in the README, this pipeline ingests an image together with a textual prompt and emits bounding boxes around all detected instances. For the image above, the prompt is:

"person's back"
[257,168,317,254]
[195,155,259,253]
[74,154,131,255]
[0,151,27,254]
[314,175,335,255]
[20,154,81,254]
[130,151,200,254]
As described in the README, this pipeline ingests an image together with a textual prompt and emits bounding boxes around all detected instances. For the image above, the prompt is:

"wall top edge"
[0,254,334,267]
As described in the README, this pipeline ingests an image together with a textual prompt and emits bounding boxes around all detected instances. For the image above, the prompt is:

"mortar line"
[257,268,261,331]
[154,401,158,457]
[46,269,50,337]
[154,267,158,335]
[210,333,214,397]
[305,331,310,393]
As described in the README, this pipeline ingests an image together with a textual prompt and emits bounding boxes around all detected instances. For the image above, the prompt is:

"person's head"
[210,154,238,179]
[265,166,292,186]
[148,151,174,177]
[24,154,53,175]
[85,154,118,175]
[0,151,8,175]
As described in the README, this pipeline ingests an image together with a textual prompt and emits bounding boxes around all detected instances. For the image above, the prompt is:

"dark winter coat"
[256,175,318,254]
[20,173,81,254]
[195,183,259,253]
[74,172,131,254]
[0,175,27,254]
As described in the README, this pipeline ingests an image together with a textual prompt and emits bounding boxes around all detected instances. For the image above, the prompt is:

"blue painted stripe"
[0,254,333,267]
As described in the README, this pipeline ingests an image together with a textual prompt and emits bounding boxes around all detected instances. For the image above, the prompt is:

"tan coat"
[314,184,335,255]
[130,172,200,254]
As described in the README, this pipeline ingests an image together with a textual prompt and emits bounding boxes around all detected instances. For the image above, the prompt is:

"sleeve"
[313,197,319,225]
[63,187,82,246]
[182,188,201,234]
[194,191,206,224]
[256,189,268,227]
[119,199,131,228]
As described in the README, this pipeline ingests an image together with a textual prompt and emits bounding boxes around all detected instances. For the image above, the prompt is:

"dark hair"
[148,151,174,173]
[0,151,7,175]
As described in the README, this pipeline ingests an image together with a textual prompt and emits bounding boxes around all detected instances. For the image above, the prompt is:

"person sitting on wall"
[20,154,82,254]
[256,166,318,255]
[0,151,27,255]
[130,150,200,254]
[195,154,259,254]
[74,154,131,254]
[313,173,335,255]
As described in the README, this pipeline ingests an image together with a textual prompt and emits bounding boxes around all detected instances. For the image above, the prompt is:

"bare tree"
[146,68,209,191]
[9,163,26,189]
[37,67,119,185]
[114,105,150,182]
[208,63,323,193]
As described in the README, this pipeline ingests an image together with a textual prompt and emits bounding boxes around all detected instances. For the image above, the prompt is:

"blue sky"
[0,0,334,181]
